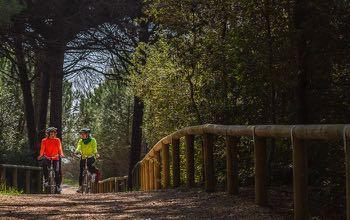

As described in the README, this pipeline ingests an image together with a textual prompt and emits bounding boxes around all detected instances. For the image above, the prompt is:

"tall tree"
[128,20,151,189]
[12,18,37,155]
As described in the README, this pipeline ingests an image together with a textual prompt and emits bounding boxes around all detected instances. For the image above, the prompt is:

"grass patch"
[63,178,79,186]
[0,183,23,195]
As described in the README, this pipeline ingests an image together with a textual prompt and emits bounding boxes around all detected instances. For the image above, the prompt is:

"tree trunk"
[127,96,144,189]
[35,50,51,146]
[33,67,41,125]
[263,0,277,185]
[13,20,37,157]
[49,45,65,139]
[127,20,150,190]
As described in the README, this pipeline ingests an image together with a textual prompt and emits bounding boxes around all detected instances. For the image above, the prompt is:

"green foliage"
[131,40,196,146]
[67,81,133,179]
[0,0,23,25]
[0,183,23,195]
[0,59,31,164]
[130,0,350,217]
[0,0,348,217]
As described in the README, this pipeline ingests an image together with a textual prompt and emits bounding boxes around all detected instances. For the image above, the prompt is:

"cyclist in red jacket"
[37,127,65,192]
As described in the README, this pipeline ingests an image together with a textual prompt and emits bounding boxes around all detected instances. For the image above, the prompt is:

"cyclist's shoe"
[91,173,96,182]
[76,187,82,193]
[56,185,62,193]
[43,181,49,187]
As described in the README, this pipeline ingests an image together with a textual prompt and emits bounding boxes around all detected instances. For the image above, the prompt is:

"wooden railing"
[131,124,350,220]
[92,176,128,193]
[0,164,42,193]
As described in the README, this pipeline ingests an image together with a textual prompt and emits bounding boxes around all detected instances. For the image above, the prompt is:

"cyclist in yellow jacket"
[74,128,100,192]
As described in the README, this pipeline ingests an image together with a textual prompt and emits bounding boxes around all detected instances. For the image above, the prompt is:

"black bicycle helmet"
[79,128,91,134]
[45,127,57,133]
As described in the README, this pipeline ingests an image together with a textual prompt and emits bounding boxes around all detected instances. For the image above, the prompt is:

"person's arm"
[57,139,64,157]
[37,140,45,159]
[75,140,82,153]
[92,138,98,155]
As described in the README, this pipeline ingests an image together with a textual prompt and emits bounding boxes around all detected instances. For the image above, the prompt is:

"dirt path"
[0,187,292,219]
[61,185,77,195]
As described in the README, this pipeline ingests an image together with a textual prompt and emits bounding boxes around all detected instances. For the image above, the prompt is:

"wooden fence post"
[344,127,350,220]
[185,135,195,187]
[138,163,141,191]
[253,130,268,206]
[0,167,6,186]
[292,129,308,220]
[203,133,215,192]
[92,182,96,193]
[110,179,113,192]
[145,160,150,191]
[162,143,170,189]
[140,161,145,191]
[37,170,43,193]
[155,151,161,190]
[172,139,181,188]
[144,161,147,191]
[117,180,120,192]
[25,170,31,193]
[149,159,155,190]
[140,162,144,190]
[134,166,137,190]
[226,136,239,194]
[12,168,18,189]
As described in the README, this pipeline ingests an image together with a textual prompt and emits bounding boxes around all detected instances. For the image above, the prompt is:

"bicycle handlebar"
[73,153,99,159]
[45,154,60,160]
[37,154,60,161]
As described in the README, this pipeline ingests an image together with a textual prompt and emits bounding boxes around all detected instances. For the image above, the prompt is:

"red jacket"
[39,137,64,160]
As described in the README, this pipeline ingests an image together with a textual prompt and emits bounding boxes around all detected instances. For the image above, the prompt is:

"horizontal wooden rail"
[0,164,42,194]
[143,124,348,159]
[131,124,350,220]
[92,176,128,193]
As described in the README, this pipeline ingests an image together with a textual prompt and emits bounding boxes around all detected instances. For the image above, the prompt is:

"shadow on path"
[0,187,292,219]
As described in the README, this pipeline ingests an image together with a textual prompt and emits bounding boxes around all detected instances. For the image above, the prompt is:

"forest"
[0,0,350,218]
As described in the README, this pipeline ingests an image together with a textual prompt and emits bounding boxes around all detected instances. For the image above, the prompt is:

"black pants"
[43,158,61,186]
[79,157,98,186]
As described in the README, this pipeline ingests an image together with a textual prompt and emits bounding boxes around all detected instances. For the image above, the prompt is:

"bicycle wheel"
[49,170,56,194]
[82,171,88,194]
[42,174,46,193]
[86,174,91,193]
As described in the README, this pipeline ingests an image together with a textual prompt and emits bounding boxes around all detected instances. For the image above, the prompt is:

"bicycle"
[39,154,60,194]
[75,154,96,194]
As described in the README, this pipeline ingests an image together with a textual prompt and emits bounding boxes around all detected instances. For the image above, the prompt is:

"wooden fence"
[92,176,128,193]
[131,124,350,220]
[0,164,42,193]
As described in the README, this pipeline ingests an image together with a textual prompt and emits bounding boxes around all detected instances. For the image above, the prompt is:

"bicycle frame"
[42,155,59,194]
[81,156,94,194]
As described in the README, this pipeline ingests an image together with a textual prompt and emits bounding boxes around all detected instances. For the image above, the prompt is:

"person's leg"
[79,159,84,186]
[58,157,62,185]
[53,160,60,186]
[42,158,49,183]
[87,157,100,182]
[87,157,97,174]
